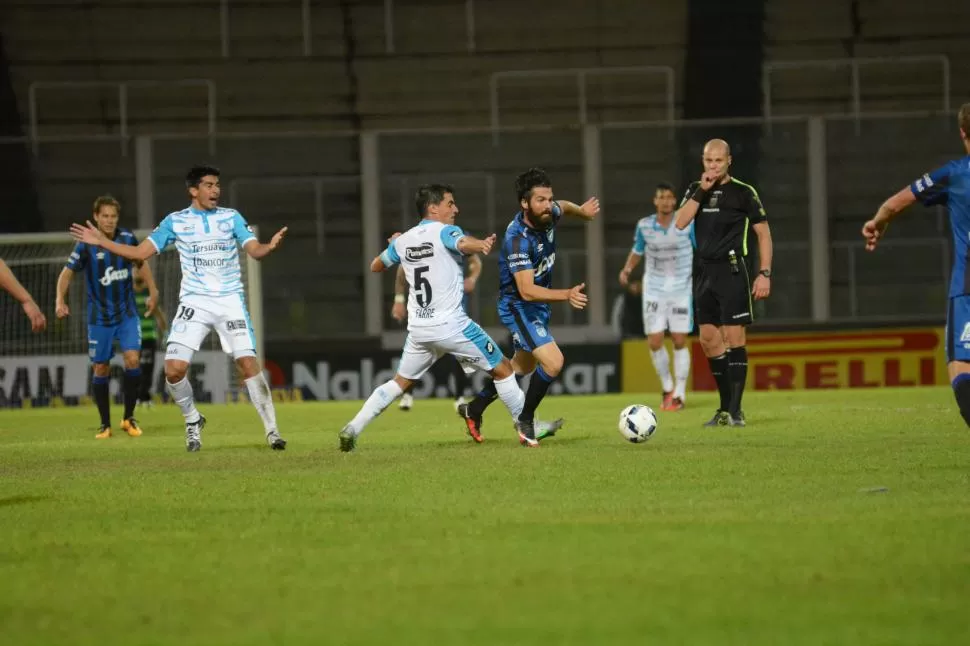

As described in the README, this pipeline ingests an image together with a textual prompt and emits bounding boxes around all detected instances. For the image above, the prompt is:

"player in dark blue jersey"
[55,195,159,439]
[862,103,970,427]
[459,167,598,444]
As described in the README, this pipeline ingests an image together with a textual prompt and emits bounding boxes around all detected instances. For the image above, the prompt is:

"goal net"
[0,230,263,407]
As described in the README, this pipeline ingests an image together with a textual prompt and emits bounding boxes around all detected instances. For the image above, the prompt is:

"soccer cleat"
[535,418,565,441]
[121,418,143,437]
[457,402,484,443]
[663,397,685,412]
[399,393,414,411]
[453,396,467,413]
[515,419,540,448]
[702,410,730,427]
[662,391,674,409]
[95,425,112,439]
[185,414,206,452]
[266,429,286,450]
[727,414,746,427]
[338,425,357,452]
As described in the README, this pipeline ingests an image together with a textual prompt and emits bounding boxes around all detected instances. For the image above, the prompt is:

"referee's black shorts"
[694,260,753,326]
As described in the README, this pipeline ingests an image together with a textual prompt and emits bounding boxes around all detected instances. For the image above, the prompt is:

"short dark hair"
[655,181,676,195]
[92,194,120,215]
[959,103,970,138]
[515,167,552,203]
[186,164,220,189]
[414,183,455,217]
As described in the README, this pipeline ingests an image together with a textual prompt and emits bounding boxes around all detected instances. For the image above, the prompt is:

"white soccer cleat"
[399,393,414,411]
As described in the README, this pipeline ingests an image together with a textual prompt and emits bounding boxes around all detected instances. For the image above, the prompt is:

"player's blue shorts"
[88,316,141,364]
[946,295,970,363]
[498,299,554,352]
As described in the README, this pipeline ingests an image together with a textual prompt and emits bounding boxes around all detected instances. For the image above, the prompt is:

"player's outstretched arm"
[0,258,47,332]
[70,221,157,261]
[457,234,497,256]
[558,198,600,221]
[512,270,587,309]
[243,227,288,260]
[862,187,917,252]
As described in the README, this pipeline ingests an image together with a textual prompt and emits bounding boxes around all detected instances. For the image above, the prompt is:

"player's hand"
[269,226,288,251]
[861,218,887,252]
[391,301,406,322]
[580,197,600,219]
[752,275,771,300]
[387,232,402,244]
[463,277,477,293]
[568,283,588,310]
[700,173,718,191]
[69,221,106,246]
[618,267,631,287]
[145,291,158,317]
[23,300,47,332]
[479,234,497,255]
[55,301,70,319]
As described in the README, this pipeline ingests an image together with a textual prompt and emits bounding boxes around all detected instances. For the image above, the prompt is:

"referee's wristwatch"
[758,269,772,278]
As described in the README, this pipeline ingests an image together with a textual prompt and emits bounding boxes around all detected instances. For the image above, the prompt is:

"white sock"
[244,373,278,434]
[349,379,404,435]
[493,373,525,418]
[650,348,674,393]
[673,347,691,400]
[166,377,200,423]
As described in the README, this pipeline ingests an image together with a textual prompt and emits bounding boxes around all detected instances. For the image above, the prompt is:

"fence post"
[808,116,830,322]
[361,132,383,336]
[582,125,606,328]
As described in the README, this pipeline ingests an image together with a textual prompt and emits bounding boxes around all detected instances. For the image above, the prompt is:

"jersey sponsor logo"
[192,242,233,254]
[193,257,229,269]
[537,243,544,252]
[226,319,248,331]
[672,307,689,316]
[100,266,130,286]
[405,243,434,261]
[178,225,196,233]
[534,252,556,277]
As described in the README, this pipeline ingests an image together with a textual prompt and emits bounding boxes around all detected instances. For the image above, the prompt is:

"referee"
[675,139,773,427]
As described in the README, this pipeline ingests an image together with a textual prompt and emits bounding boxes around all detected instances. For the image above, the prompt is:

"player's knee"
[235,354,260,379]
[671,334,688,350]
[164,360,188,383]
[122,352,140,370]
[723,326,746,348]
[92,363,111,378]
[491,358,514,380]
[646,334,665,352]
[539,349,565,377]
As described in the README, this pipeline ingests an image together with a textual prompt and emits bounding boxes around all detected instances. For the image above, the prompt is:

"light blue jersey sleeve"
[147,215,176,252]
[232,211,257,247]
[380,239,401,267]
[632,222,646,255]
[440,225,466,253]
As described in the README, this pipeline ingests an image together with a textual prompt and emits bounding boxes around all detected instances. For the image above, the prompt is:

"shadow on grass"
[0,494,51,507]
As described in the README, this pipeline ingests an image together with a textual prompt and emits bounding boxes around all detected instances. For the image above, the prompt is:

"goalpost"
[0,229,263,406]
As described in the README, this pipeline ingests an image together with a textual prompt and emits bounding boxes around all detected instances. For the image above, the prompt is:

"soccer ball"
[618,405,657,443]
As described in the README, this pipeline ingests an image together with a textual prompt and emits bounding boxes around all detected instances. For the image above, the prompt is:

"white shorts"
[165,293,256,360]
[398,322,505,380]
[642,292,693,335]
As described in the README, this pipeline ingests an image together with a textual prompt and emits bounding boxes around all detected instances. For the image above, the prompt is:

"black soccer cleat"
[457,402,484,443]
[515,419,539,448]
[702,410,730,428]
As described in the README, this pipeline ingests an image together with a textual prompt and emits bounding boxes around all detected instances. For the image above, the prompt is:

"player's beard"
[525,210,553,230]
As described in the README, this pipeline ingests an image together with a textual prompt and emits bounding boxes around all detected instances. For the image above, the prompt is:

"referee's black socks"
[727,346,748,418]
[707,353,731,412]
[951,373,970,428]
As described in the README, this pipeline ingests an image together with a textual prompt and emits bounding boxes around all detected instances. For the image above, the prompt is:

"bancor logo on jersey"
[99,266,130,286]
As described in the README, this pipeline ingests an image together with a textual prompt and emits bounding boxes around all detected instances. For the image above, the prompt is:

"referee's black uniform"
[683,177,766,326]
[682,176,767,427]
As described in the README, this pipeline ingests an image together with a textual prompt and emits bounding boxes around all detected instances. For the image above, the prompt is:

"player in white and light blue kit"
[71,165,288,452]
[339,184,536,451]
[619,182,694,411]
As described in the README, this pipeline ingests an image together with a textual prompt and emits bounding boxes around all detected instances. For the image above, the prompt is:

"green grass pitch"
[1,388,968,645]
